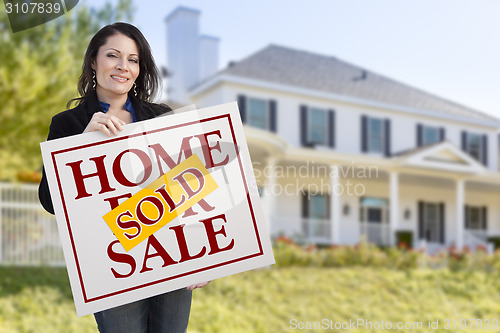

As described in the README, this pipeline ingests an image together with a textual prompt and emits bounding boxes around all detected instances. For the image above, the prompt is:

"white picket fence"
[0,183,64,266]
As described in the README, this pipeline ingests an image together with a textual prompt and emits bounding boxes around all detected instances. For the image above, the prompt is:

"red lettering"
[148,137,194,174]
[155,184,186,212]
[169,224,206,263]
[66,155,115,200]
[199,214,234,255]
[182,199,215,218]
[107,240,136,278]
[135,196,165,226]
[139,235,177,273]
[194,130,229,169]
[112,149,152,187]
[103,193,132,210]
[117,210,142,240]
[172,167,205,199]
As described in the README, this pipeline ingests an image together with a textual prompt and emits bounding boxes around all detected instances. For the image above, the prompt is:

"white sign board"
[40,102,275,316]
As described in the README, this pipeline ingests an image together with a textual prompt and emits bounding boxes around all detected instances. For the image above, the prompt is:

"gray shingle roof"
[219,44,498,123]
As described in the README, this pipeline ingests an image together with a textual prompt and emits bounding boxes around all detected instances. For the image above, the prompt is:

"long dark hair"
[68,22,161,107]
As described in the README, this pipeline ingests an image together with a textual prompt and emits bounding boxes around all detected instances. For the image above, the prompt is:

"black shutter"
[482,206,488,230]
[482,134,488,166]
[301,193,309,218]
[418,201,424,240]
[325,194,331,219]
[237,95,246,124]
[461,131,467,151]
[464,205,469,229]
[439,127,445,142]
[269,100,277,133]
[384,119,391,157]
[300,105,308,146]
[439,202,445,244]
[361,115,368,152]
[328,109,335,148]
[417,124,423,147]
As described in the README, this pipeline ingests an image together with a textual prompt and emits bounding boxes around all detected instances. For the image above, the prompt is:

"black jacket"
[38,92,170,214]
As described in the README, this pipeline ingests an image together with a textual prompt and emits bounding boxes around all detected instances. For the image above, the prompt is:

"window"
[237,95,277,132]
[422,126,440,145]
[368,117,384,153]
[423,203,440,243]
[462,131,487,165]
[247,98,268,130]
[465,206,487,230]
[466,133,482,161]
[417,124,444,146]
[300,105,335,147]
[308,108,328,145]
[302,193,330,239]
[362,116,390,156]
[418,201,444,243]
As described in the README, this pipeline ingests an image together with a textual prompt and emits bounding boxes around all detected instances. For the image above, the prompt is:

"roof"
[219,44,499,124]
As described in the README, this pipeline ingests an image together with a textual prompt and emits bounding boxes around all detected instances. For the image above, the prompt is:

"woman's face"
[91,33,140,102]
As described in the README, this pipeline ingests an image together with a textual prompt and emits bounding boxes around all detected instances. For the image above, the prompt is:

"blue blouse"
[98,97,137,123]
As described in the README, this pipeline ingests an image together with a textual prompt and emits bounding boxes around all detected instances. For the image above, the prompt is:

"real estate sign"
[40,102,274,316]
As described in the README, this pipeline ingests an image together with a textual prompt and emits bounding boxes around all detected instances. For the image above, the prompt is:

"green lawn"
[0,266,500,332]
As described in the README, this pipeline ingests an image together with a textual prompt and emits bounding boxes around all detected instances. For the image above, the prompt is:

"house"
[165,7,500,252]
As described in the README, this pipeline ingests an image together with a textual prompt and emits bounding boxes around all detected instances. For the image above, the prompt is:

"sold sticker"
[103,154,218,251]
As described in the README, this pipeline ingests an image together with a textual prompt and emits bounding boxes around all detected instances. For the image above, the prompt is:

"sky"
[82,0,500,119]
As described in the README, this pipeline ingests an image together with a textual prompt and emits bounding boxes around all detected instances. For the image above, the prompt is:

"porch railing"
[271,216,331,244]
[360,222,390,246]
[0,183,64,266]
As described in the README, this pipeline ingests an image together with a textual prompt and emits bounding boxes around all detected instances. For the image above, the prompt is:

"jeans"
[94,288,192,333]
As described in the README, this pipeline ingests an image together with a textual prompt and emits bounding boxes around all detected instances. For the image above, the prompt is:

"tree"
[0,0,134,182]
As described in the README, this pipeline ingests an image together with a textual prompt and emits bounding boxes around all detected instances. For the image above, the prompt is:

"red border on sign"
[51,114,264,303]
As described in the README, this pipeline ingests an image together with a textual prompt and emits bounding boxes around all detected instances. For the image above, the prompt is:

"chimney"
[199,35,219,82]
[165,7,219,104]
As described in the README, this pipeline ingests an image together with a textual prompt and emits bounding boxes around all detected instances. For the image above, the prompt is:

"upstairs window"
[368,117,384,153]
[361,115,391,156]
[237,95,277,132]
[308,108,328,145]
[461,131,488,165]
[300,105,335,148]
[417,124,445,146]
[247,98,268,130]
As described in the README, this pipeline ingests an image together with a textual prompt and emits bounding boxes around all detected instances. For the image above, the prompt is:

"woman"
[38,22,208,333]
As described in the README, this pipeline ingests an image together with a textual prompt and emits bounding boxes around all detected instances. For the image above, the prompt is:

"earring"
[92,70,96,90]
[133,82,137,97]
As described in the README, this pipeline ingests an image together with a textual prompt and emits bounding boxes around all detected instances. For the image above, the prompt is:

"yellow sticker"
[103,154,218,251]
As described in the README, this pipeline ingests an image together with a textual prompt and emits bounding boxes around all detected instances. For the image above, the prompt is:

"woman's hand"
[186,281,210,290]
[84,112,126,137]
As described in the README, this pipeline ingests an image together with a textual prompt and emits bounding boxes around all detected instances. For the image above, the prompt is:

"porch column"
[330,165,340,244]
[389,171,399,246]
[455,178,465,250]
[263,158,277,232]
